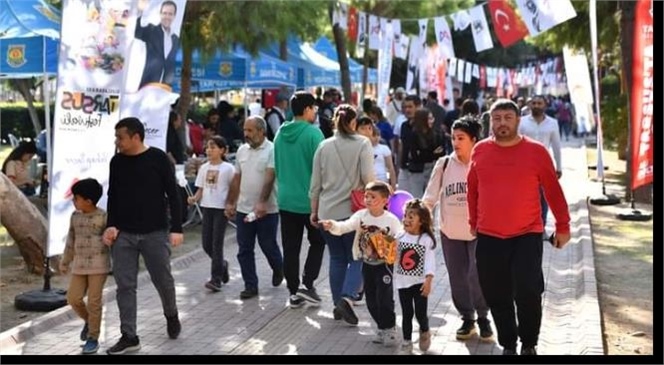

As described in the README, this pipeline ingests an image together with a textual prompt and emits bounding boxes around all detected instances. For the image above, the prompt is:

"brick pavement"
[0,139,604,356]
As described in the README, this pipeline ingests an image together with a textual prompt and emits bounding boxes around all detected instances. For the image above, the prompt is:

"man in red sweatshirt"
[467,99,571,356]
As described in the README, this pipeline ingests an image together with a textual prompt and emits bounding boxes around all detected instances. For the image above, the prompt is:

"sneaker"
[272,269,284,287]
[332,307,342,320]
[371,329,384,344]
[240,288,258,300]
[456,319,476,340]
[221,260,230,284]
[166,314,181,339]
[81,338,99,354]
[289,295,305,308]
[502,347,517,355]
[106,334,141,355]
[296,286,322,304]
[382,327,398,347]
[336,297,358,326]
[204,280,222,292]
[419,330,432,352]
[477,318,494,342]
[400,342,413,354]
[80,322,89,341]
[521,346,537,355]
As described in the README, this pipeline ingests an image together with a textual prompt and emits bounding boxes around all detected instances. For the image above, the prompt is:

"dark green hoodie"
[274,119,324,214]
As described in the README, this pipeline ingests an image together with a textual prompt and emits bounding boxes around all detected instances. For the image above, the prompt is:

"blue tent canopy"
[0,0,61,77]
[262,37,340,88]
[172,47,297,92]
[313,37,377,84]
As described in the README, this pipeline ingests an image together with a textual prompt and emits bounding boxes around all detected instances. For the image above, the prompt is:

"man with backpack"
[264,94,288,141]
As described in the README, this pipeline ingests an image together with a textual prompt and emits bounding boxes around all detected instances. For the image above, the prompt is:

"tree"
[176,1,328,118]
[0,173,55,274]
[7,78,45,136]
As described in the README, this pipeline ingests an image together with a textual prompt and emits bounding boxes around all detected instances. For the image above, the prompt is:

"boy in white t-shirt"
[319,181,402,346]
[188,136,235,291]
[356,118,397,192]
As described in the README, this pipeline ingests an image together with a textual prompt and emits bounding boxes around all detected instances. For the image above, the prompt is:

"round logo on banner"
[382,275,392,285]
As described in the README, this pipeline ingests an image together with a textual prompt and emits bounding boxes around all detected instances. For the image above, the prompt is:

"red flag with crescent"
[488,0,528,47]
[347,7,358,41]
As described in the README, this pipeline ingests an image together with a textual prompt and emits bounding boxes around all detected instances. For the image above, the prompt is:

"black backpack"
[264,108,285,141]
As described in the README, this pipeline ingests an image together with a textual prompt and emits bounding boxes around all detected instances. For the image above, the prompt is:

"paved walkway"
[0,139,604,356]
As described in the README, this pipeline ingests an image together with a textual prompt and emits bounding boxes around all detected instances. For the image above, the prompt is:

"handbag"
[333,141,365,212]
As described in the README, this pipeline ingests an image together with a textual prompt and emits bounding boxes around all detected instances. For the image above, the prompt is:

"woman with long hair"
[2,141,38,196]
[405,108,444,198]
[310,104,375,326]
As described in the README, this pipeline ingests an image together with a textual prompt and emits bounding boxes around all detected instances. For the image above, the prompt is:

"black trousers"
[279,210,326,295]
[475,232,545,349]
[398,283,429,341]
[363,263,395,330]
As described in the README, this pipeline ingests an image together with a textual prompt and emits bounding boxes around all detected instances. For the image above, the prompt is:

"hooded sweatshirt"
[274,119,324,214]
[423,153,474,241]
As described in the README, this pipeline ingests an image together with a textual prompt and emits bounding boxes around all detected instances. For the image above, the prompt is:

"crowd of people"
[53,86,574,356]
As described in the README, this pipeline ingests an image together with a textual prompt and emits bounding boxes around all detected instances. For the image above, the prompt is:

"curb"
[0,246,209,351]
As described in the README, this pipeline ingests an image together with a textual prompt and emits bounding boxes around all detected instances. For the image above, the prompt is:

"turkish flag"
[488,0,529,48]
[347,7,358,41]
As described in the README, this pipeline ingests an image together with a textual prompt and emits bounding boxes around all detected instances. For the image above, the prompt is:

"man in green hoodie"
[274,91,326,309]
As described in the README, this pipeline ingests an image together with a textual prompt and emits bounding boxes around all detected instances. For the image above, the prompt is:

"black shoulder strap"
[442,155,450,173]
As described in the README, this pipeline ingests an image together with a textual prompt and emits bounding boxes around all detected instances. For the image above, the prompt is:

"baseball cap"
[395,87,406,95]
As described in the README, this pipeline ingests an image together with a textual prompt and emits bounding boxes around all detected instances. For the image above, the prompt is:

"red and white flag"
[347,7,358,40]
[515,0,577,37]
[630,0,654,189]
[488,0,528,47]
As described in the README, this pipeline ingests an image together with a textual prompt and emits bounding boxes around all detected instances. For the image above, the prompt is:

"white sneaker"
[382,327,398,347]
[400,341,413,354]
[371,329,384,344]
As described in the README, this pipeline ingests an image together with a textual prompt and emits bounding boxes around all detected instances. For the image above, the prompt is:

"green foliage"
[0,105,53,141]
[600,75,627,152]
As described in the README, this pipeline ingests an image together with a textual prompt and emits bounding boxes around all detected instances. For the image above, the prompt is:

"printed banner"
[356,11,367,58]
[48,0,186,257]
[120,0,186,150]
[347,6,358,41]
[515,0,577,37]
[468,5,493,52]
[434,16,455,59]
[368,15,381,50]
[630,0,654,189]
[405,34,421,94]
[377,22,394,111]
[562,47,593,106]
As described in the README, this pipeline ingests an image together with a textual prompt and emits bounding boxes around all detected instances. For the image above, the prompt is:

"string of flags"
[332,0,577,56]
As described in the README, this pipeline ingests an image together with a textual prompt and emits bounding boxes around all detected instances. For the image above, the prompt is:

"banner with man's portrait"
[49,0,186,256]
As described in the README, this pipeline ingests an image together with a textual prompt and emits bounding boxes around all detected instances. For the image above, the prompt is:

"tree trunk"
[619,1,652,204]
[0,173,54,274]
[279,39,288,62]
[329,2,351,104]
[178,42,193,121]
[10,79,42,136]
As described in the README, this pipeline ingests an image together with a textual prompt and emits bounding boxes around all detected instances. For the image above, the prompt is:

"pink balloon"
[388,190,414,220]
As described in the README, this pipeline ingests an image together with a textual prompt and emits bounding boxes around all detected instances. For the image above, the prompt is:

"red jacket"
[467,136,570,238]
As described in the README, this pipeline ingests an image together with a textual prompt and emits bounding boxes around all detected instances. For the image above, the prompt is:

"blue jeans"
[236,212,283,291]
[321,229,362,306]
